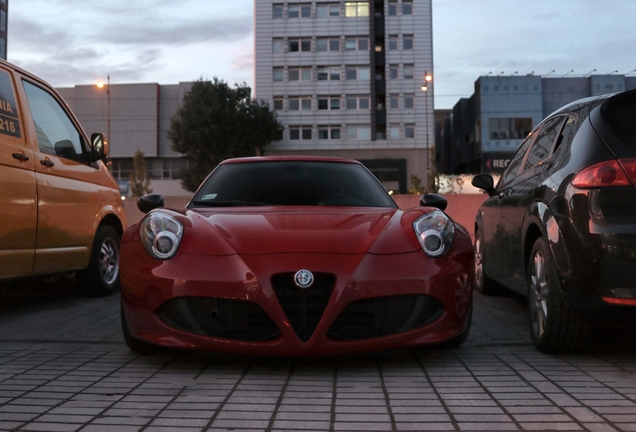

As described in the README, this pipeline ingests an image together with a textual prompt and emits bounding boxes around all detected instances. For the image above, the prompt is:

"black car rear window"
[602,93,636,146]
[190,161,397,208]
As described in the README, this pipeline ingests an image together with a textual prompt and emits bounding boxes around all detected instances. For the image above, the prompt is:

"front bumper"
[120,242,473,356]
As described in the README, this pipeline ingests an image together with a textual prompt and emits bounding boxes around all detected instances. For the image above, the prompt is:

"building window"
[318,126,341,140]
[389,65,399,80]
[488,118,533,140]
[404,95,414,109]
[273,98,283,111]
[0,9,6,32]
[273,4,283,18]
[346,96,370,109]
[402,0,413,15]
[318,96,341,110]
[345,37,369,51]
[388,1,397,15]
[273,68,283,82]
[289,38,312,52]
[317,37,340,52]
[289,96,312,111]
[389,95,399,109]
[388,35,398,50]
[290,126,312,140]
[405,125,415,138]
[317,67,341,81]
[301,4,311,17]
[346,66,370,80]
[288,4,299,17]
[273,39,284,53]
[389,125,400,139]
[403,35,414,50]
[403,65,414,79]
[346,126,371,139]
[289,67,312,81]
[317,3,340,16]
[344,1,369,17]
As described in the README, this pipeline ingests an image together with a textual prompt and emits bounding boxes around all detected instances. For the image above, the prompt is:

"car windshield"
[190,161,397,208]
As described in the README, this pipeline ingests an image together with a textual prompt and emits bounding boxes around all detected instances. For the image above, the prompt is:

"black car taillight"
[571,158,636,188]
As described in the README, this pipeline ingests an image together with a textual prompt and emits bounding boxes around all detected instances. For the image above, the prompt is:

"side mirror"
[472,174,495,195]
[419,193,448,211]
[88,133,108,162]
[138,194,165,213]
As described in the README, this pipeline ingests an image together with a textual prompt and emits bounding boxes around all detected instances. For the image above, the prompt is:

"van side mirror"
[419,193,448,211]
[471,174,495,195]
[138,194,165,213]
[89,133,108,162]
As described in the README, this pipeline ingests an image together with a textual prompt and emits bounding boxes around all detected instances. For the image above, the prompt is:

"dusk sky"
[8,0,636,109]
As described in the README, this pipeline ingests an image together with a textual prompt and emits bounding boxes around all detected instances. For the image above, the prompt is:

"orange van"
[0,60,125,296]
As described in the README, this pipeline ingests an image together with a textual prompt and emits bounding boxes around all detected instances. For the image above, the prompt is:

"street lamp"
[96,74,110,157]
[421,71,433,189]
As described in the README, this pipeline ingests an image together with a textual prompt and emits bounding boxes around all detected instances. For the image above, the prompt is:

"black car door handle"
[12,152,29,161]
[40,159,54,167]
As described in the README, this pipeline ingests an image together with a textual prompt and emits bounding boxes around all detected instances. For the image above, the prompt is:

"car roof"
[220,156,363,165]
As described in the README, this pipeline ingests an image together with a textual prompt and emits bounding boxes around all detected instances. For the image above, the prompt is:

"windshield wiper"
[191,200,270,207]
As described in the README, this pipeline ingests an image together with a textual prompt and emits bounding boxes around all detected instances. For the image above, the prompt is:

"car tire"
[77,225,121,297]
[474,229,504,296]
[527,237,591,353]
[120,299,155,353]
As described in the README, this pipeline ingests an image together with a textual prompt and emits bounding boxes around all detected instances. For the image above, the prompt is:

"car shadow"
[0,273,89,313]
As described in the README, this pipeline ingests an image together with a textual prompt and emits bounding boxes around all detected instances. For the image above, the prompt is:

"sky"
[8,0,636,109]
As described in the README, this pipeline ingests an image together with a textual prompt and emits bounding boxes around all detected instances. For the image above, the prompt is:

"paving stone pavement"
[0,277,635,432]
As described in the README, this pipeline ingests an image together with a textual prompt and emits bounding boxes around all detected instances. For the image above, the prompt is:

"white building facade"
[254,0,434,193]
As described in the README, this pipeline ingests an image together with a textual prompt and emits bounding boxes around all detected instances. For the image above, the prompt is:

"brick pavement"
[0,277,635,432]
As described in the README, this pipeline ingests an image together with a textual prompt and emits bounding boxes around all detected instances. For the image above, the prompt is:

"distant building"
[439,74,636,175]
[254,0,434,193]
[57,82,193,196]
[0,0,8,59]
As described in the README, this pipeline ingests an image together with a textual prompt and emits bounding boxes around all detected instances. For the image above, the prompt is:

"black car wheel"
[474,229,503,295]
[77,225,120,297]
[527,237,591,353]
[121,299,155,353]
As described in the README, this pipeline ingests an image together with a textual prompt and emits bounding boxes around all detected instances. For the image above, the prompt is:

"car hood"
[179,207,423,256]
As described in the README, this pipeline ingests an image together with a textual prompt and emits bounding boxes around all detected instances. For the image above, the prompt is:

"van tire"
[77,225,120,297]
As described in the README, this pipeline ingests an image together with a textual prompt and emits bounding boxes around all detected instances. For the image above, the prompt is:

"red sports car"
[120,157,473,355]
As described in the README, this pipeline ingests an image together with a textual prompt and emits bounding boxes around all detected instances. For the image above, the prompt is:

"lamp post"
[421,71,433,189]
[96,74,110,152]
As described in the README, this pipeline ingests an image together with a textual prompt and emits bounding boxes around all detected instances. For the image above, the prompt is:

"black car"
[472,89,636,353]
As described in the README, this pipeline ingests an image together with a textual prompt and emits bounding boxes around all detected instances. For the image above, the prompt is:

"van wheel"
[121,299,155,353]
[77,225,120,297]
[527,237,591,353]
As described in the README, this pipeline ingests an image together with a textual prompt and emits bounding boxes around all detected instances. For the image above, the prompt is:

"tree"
[408,174,426,194]
[129,149,152,197]
[168,78,284,192]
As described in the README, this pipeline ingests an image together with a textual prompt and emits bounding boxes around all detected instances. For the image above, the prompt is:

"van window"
[22,81,84,162]
[0,69,21,138]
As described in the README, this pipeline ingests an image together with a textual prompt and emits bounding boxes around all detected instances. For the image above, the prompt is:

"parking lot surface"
[0,277,635,432]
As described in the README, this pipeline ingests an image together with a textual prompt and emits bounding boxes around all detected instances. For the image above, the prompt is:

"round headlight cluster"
[413,210,455,258]
[140,212,184,260]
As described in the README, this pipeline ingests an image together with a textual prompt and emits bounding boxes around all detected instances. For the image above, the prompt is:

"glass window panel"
[301,5,311,17]
[389,66,398,79]
[289,99,300,110]
[357,3,369,16]
[273,5,284,18]
[358,68,370,80]
[389,36,398,50]
[317,68,328,81]
[403,65,414,79]
[359,97,370,109]
[390,95,399,109]
[288,69,300,81]
[316,39,328,51]
[331,128,341,139]
[289,40,299,52]
[273,68,283,81]
[290,128,300,140]
[330,98,340,110]
[318,128,329,139]
[403,36,413,50]
[345,3,356,16]
[358,39,369,50]
[346,127,357,139]
[330,68,340,80]
[346,68,357,80]
[302,128,312,140]
[301,69,312,81]
[317,4,328,17]
[388,2,397,15]
[329,4,340,16]
[390,126,400,139]
[318,99,329,110]
[273,98,283,110]
[359,127,371,140]
[405,125,415,138]
[273,39,283,53]
[345,39,357,50]
[404,96,414,109]
[346,98,357,109]
[301,99,312,110]
[330,39,340,51]
[301,40,312,51]
[402,1,412,14]
[288,5,299,17]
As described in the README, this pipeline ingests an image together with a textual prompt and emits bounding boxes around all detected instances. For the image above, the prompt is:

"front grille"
[271,272,335,343]
[328,295,443,340]
[157,297,280,342]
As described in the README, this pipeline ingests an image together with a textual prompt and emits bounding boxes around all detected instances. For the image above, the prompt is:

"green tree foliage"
[129,149,153,197]
[168,78,284,192]
[408,174,426,194]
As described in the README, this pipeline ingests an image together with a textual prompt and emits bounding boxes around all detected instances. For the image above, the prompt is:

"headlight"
[140,212,184,260]
[413,210,455,258]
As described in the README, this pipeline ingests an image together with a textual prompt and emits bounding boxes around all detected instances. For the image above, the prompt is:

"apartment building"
[0,0,8,59]
[254,0,433,193]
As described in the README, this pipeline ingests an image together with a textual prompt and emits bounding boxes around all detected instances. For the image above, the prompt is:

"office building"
[254,0,434,193]
[0,0,8,59]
